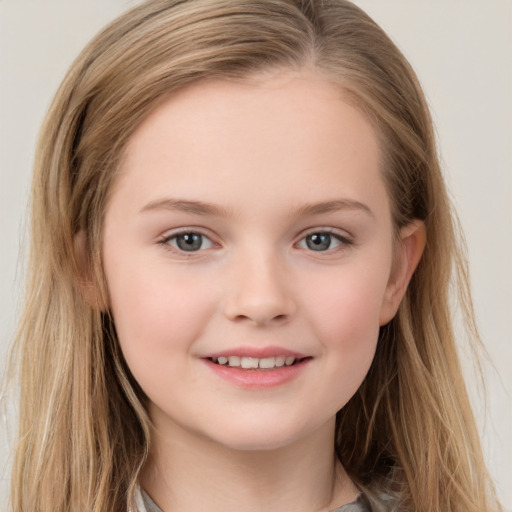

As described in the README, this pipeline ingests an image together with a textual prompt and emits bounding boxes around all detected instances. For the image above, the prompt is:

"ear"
[379,220,426,325]
[74,231,107,310]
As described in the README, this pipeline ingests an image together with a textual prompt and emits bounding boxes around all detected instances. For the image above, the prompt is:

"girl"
[6,1,503,511]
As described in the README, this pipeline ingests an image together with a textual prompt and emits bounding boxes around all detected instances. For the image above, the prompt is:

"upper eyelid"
[158,228,219,254]
[294,229,355,255]
[159,226,216,241]
[157,226,354,246]
[296,227,353,241]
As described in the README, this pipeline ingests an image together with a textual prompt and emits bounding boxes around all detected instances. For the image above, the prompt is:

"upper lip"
[201,346,309,360]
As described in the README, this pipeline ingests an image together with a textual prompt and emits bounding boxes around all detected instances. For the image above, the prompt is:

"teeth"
[241,357,259,369]
[275,356,285,367]
[215,355,298,369]
[259,357,275,369]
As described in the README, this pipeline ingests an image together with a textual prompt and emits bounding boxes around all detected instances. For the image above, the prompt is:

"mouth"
[206,355,310,370]
[202,351,312,388]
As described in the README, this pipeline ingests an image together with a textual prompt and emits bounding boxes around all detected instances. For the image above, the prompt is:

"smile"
[209,355,302,369]
[202,348,312,388]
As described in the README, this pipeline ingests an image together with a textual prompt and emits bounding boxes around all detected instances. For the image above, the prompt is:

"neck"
[140,415,358,512]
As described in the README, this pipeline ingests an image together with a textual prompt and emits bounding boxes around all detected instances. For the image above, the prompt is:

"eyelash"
[158,228,353,255]
[158,229,216,254]
[295,229,353,253]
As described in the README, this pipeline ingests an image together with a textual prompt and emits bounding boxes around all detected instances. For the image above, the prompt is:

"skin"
[101,68,425,512]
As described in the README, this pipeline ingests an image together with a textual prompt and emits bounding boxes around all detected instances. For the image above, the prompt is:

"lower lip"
[203,358,311,389]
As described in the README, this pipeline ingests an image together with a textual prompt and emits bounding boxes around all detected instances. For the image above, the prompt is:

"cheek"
[307,262,389,343]
[300,260,391,397]
[105,257,216,366]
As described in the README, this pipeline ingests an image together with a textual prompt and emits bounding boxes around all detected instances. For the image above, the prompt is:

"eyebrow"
[140,197,373,219]
[140,198,231,217]
[295,199,374,218]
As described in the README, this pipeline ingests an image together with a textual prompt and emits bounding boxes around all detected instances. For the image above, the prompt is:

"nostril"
[234,313,289,324]
[223,282,297,325]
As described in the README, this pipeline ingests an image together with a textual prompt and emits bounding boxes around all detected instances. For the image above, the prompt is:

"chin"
[199,417,322,453]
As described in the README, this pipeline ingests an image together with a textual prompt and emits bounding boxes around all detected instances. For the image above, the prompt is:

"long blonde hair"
[8,1,501,511]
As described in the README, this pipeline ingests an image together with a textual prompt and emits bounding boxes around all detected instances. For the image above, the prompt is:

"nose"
[223,251,297,326]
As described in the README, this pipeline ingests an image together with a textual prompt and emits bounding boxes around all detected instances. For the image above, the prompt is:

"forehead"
[123,67,379,149]
[112,68,387,218]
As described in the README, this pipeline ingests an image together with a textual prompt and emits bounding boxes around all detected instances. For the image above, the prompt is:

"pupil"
[307,233,331,251]
[177,233,202,251]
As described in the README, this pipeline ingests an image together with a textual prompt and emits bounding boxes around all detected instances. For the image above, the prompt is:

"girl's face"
[102,69,415,451]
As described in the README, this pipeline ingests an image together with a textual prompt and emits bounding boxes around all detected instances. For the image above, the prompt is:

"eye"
[298,232,349,252]
[163,232,214,252]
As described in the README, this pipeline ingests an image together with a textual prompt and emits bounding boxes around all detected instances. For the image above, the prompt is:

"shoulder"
[331,494,372,512]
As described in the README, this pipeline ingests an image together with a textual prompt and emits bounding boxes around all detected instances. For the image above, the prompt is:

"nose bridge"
[223,243,296,325]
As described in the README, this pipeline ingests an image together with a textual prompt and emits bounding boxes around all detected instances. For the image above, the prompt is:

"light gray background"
[1,1,511,509]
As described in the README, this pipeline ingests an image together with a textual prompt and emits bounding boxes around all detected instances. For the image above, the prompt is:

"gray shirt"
[139,488,371,512]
